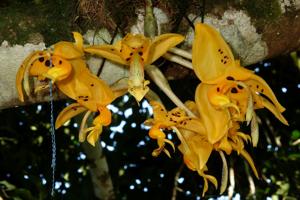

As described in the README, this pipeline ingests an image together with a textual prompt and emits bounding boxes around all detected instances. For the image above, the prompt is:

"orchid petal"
[245,78,285,113]
[179,128,213,171]
[195,84,231,143]
[192,23,235,82]
[217,136,233,155]
[250,113,259,147]
[147,33,184,64]
[246,92,254,125]
[55,59,115,111]
[54,41,83,59]
[219,151,228,194]
[79,111,92,142]
[121,34,151,63]
[73,32,83,50]
[87,125,103,146]
[55,103,87,129]
[16,51,43,102]
[84,45,127,65]
[18,51,46,101]
[261,96,288,125]
[128,53,149,102]
[94,106,112,126]
[42,56,72,82]
[240,150,259,179]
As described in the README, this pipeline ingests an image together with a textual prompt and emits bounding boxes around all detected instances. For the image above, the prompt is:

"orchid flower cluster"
[16,22,288,196]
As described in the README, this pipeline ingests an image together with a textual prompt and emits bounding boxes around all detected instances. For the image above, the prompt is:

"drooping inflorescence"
[16,22,288,196]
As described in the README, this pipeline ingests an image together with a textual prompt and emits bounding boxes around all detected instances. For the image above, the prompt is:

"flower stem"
[168,47,192,60]
[163,53,193,69]
[145,65,196,117]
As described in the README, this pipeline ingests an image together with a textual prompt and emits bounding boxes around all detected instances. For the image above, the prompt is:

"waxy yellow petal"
[94,106,112,126]
[149,101,189,128]
[179,129,213,171]
[147,33,184,64]
[55,59,115,111]
[184,100,199,116]
[53,32,84,59]
[84,45,127,65]
[192,23,235,82]
[16,65,25,102]
[195,84,231,144]
[55,103,87,129]
[29,54,50,78]
[54,41,83,59]
[121,34,151,63]
[250,113,259,147]
[87,125,103,146]
[150,101,168,122]
[42,56,72,82]
[261,97,288,125]
[194,137,213,170]
[217,137,233,155]
[19,51,46,101]
[240,149,259,179]
[177,118,205,135]
[245,75,285,112]
[219,151,228,194]
[199,170,218,197]
[73,32,83,51]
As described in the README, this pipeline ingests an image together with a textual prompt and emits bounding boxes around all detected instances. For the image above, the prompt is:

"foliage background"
[0,53,299,200]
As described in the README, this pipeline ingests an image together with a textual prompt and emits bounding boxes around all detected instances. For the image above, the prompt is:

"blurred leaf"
[291,130,300,140]
[0,180,16,191]
[288,153,300,160]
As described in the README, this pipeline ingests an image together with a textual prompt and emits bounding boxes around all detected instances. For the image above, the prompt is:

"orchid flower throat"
[207,79,251,119]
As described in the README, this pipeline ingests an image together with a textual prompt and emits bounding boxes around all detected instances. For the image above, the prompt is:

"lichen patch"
[186,9,268,65]
[279,0,300,13]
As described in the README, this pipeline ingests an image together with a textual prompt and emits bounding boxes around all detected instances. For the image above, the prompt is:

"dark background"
[0,53,299,200]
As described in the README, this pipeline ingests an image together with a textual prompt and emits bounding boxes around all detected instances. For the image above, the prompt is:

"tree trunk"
[82,141,115,200]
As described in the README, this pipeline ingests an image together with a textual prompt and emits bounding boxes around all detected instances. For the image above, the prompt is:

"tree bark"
[82,141,115,200]
[1,0,299,109]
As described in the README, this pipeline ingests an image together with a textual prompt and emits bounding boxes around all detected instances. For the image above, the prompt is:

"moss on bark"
[0,0,75,45]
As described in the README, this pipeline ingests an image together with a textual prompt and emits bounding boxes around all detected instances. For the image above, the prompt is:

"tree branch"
[1,0,300,109]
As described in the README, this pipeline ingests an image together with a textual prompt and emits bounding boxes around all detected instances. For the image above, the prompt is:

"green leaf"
[291,130,300,140]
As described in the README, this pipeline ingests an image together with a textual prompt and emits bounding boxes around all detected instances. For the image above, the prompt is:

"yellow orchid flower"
[16,32,118,146]
[176,127,215,186]
[146,100,260,196]
[192,23,288,147]
[84,33,184,102]
[192,22,287,122]
[145,101,217,195]
[144,101,187,157]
